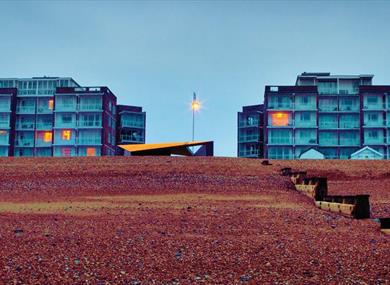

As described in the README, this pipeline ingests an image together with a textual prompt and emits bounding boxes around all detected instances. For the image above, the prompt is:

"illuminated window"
[48,99,54,110]
[271,112,290,126]
[86,147,96,157]
[43,132,52,142]
[0,130,6,135]
[62,130,71,140]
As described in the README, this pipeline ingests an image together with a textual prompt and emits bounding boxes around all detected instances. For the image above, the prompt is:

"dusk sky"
[1,1,390,156]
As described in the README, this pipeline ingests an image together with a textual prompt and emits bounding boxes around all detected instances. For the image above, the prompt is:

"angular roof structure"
[118,141,214,156]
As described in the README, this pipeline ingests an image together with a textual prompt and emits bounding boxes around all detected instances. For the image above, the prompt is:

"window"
[62,130,71,140]
[62,147,71,157]
[300,112,311,121]
[367,97,378,104]
[48,99,54,110]
[43,132,52,143]
[86,147,96,156]
[270,112,290,126]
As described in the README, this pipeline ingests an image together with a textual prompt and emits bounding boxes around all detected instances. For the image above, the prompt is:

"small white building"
[299,148,325,159]
[350,146,384,160]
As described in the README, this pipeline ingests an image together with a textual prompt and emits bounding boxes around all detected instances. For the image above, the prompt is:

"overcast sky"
[1,1,390,156]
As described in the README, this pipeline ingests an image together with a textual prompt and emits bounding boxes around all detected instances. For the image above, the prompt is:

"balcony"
[54,122,76,128]
[339,105,359,112]
[16,122,35,130]
[16,106,35,114]
[339,121,359,129]
[36,123,53,130]
[339,139,360,146]
[319,139,338,146]
[120,134,144,143]
[319,106,338,112]
[238,134,259,143]
[0,121,10,128]
[319,122,338,129]
[55,105,77,112]
[295,139,317,145]
[267,104,293,110]
[79,104,102,112]
[363,104,384,111]
[239,149,259,157]
[364,138,385,145]
[268,138,293,145]
[77,138,102,145]
[295,104,316,111]
[78,120,102,128]
[238,120,259,128]
[363,121,385,128]
[15,139,34,147]
[295,121,317,128]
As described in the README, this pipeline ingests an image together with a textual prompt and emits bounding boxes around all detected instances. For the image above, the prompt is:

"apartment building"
[263,72,390,159]
[237,104,264,158]
[0,77,145,157]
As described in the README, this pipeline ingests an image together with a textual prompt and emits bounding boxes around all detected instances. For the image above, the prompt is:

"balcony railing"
[267,104,293,110]
[79,104,102,111]
[319,122,338,129]
[37,107,53,114]
[121,121,145,128]
[16,122,35,130]
[15,139,34,147]
[78,138,101,145]
[78,121,102,128]
[339,139,360,146]
[238,135,259,142]
[295,139,317,145]
[339,122,359,128]
[319,106,338,112]
[54,122,76,128]
[339,105,359,112]
[0,122,10,128]
[55,105,77,112]
[239,121,259,128]
[268,138,293,144]
[16,106,35,113]
[295,121,316,127]
[319,139,338,146]
[364,121,385,127]
[295,104,316,110]
[35,140,52,147]
[36,123,53,130]
[239,150,259,157]
[120,135,144,143]
[364,138,385,144]
[363,104,383,110]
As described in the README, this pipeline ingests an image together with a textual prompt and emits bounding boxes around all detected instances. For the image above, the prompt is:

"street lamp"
[191,92,201,142]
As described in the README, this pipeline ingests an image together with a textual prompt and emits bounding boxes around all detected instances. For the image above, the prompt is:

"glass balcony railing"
[36,123,53,130]
[339,139,360,146]
[339,121,359,128]
[267,104,293,110]
[78,121,102,128]
[78,138,101,145]
[15,139,34,147]
[319,122,338,129]
[239,150,259,157]
[238,135,259,142]
[268,138,293,144]
[120,135,144,143]
[238,120,259,128]
[295,139,317,145]
[339,105,359,112]
[79,104,102,111]
[319,139,338,146]
[54,122,76,128]
[55,105,77,112]
[16,106,35,113]
[35,140,52,147]
[364,121,385,127]
[319,106,338,112]
[0,122,10,128]
[16,122,35,130]
[295,104,316,110]
[295,121,316,127]
[364,138,385,144]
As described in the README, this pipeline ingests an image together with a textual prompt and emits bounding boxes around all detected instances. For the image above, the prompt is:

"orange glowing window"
[43,131,52,142]
[62,130,71,140]
[0,130,6,135]
[271,112,290,126]
[86,147,96,157]
[48,99,54,110]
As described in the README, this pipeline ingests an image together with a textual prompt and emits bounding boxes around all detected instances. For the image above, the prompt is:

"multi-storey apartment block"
[263,72,390,159]
[116,105,146,145]
[0,77,146,157]
[237,104,264,158]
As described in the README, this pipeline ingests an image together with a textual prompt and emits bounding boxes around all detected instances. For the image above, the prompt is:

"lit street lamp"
[191,92,201,142]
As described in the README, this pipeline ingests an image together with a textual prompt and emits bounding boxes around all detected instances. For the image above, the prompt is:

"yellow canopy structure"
[118,141,214,156]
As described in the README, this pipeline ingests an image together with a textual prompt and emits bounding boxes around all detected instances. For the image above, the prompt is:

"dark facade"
[0,77,146,157]
[237,104,264,158]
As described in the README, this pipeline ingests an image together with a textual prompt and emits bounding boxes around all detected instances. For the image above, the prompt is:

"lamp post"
[191,92,200,142]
